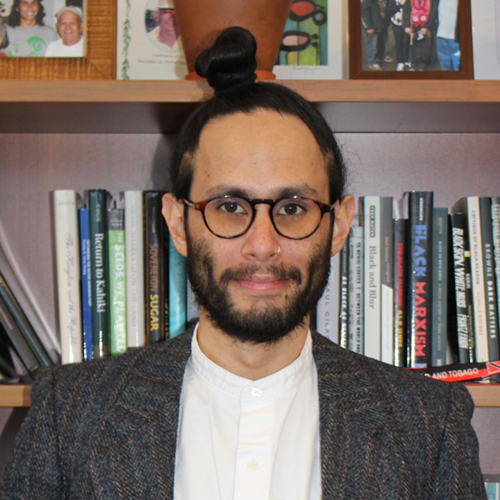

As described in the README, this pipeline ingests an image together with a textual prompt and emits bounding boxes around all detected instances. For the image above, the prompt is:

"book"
[79,208,93,362]
[348,226,363,354]
[492,197,500,357]
[484,475,500,500]
[401,191,433,368]
[108,207,127,356]
[53,190,83,364]
[88,189,110,359]
[431,208,448,367]
[393,218,408,367]
[124,191,145,348]
[448,213,474,364]
[480,197,500,361]
[144,191,167,344]
[186,279,200,322]
[338,243,349,349]
[169,234,186,338]
[380,197,394,365]
[316,253,340,343]
[453,197,489,362]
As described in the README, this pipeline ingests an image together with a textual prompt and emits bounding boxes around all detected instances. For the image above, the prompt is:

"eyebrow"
[204,184,323,200]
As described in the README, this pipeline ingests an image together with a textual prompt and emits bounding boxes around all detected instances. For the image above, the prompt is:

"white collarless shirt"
[173,326,321,500]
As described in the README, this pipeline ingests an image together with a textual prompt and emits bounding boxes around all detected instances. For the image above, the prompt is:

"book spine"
[124,191,145,348]
[338,243,349,349]
[455,197,489,362]
[316,254,340,343]
[380,197,394,365]
[448,214,472,364]
[492,197,500,358]
[144,191,165,344]
[348,226,363,354]
[480,197,500,361]
[393,218,407,367]
[407,191,433,368]
[169,234,186,338]
[108,208,127,355]
[431,208,448,367]
[0,294,39,378]
[362,196,381,361]
[79,208,93,362]
[53,190,82,364]
[89,189,109,359]
[464,234,477,363]
[186,278,200,322]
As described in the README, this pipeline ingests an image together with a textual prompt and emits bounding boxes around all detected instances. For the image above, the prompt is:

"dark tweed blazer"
[1,327,486,499]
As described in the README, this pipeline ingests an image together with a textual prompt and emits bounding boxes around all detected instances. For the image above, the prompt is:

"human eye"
[276,200,308,216]
[215,198,247,215]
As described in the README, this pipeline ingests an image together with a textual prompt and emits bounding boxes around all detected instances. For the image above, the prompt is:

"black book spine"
[0,271,52,366]
[393,219,407,367]
[480,197,500,361]
[464,230,476,363]
[0,294,39,378]
[448,214,471,364]
[0,323,22,379]
[339,243,349,349]
[144,191,165,344]
[407,192,433,368]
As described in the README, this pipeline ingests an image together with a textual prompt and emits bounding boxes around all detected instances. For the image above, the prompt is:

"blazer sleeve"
[431,383,487,500]
[0,369,64,500]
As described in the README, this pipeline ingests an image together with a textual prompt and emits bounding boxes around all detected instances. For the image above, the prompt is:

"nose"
[240,204,281,262]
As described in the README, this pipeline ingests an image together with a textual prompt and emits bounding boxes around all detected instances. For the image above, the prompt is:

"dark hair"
[0,23,9,49]
[8,0,46,27]
[171,27,346,205]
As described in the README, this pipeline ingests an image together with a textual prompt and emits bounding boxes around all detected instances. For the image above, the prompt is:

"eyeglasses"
[182,195,335,240]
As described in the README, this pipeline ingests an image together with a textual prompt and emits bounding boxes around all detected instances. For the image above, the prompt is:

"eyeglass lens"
[204,197,323,239]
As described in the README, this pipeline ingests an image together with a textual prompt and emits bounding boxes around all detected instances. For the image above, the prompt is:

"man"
[1,27,486,499]
[435,0,460,71]
[6,0,57,57]
[148,0,182,51]
[361,0,388,71]
[45,6,84,58]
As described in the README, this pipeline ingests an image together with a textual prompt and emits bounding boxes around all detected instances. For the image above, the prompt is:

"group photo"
[0,0,85,57]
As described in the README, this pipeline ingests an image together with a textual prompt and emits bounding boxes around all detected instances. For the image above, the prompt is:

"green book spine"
[89,189,110,359]
[108,208,127,356]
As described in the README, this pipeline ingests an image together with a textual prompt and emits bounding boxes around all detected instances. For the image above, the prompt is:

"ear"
[162,193,188,257]
[330,194,355,257]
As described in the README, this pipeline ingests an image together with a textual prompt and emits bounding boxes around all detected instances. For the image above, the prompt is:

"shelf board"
[1,383,500,408]
[2,80,500,134]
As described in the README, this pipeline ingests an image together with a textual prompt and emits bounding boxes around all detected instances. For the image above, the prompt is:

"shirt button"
[250,386,263,397]
[247,459,259,471]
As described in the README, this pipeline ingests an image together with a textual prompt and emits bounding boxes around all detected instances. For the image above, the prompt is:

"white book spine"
[363,196,381,361]
[124,191,145,348]
[316,253,340,343]
[466,197,489,362]
[54,190,82,364]
[348,226,364,353]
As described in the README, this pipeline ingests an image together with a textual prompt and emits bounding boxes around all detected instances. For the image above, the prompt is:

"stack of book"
[316,192,500,382]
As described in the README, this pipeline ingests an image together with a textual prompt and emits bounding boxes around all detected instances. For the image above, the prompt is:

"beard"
[185,229,333,345]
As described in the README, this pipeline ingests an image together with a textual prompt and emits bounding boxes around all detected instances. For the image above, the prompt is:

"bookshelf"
[1,383,499,409]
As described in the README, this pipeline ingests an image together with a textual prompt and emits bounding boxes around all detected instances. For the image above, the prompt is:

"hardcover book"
[393,218,408,367]
[79,208,93,362]
[316,253,340,343]
[169,234,186,338]
[338,243,349,349]
[348,225,363,354]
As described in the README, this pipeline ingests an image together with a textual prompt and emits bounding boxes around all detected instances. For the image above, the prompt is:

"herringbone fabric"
[1,327,486,499]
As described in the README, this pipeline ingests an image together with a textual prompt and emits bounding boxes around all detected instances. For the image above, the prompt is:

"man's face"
[156,8,177,34]
[17,0,39,23]
[57,11,82,46]
[185,110,334,344]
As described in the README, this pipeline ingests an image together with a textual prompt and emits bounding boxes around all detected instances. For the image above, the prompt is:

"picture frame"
[471,0,500,79]
[348,0,474,80]
[0,0,115,80]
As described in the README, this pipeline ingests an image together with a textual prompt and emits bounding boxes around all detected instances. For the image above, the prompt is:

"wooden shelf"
[1,383,499,408]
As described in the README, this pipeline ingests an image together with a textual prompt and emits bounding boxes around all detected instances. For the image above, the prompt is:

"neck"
[20,18,37,28]
[196,310,310,380]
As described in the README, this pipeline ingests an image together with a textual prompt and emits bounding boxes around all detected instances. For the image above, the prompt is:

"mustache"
[219,264,303,285]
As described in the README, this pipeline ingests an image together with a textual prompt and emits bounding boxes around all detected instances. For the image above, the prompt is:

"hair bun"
[195,27,258,95]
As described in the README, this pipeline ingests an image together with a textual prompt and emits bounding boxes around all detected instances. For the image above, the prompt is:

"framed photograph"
[0,0,85,57]
[116,0,187,80]
[273,0,348,80]
[349,0,474,79]
[471,0,500,79]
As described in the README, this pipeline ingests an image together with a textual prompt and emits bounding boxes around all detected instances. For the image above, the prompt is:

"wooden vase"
[173,0,293,80]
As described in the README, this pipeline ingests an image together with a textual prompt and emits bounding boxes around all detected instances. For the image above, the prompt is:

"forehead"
[189,109,329,200]
[59,11,80,22]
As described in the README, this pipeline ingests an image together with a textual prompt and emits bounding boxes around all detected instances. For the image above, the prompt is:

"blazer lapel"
[313,332,412,500]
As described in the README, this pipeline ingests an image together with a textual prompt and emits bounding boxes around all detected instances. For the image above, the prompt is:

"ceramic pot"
[174,0,292,80]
